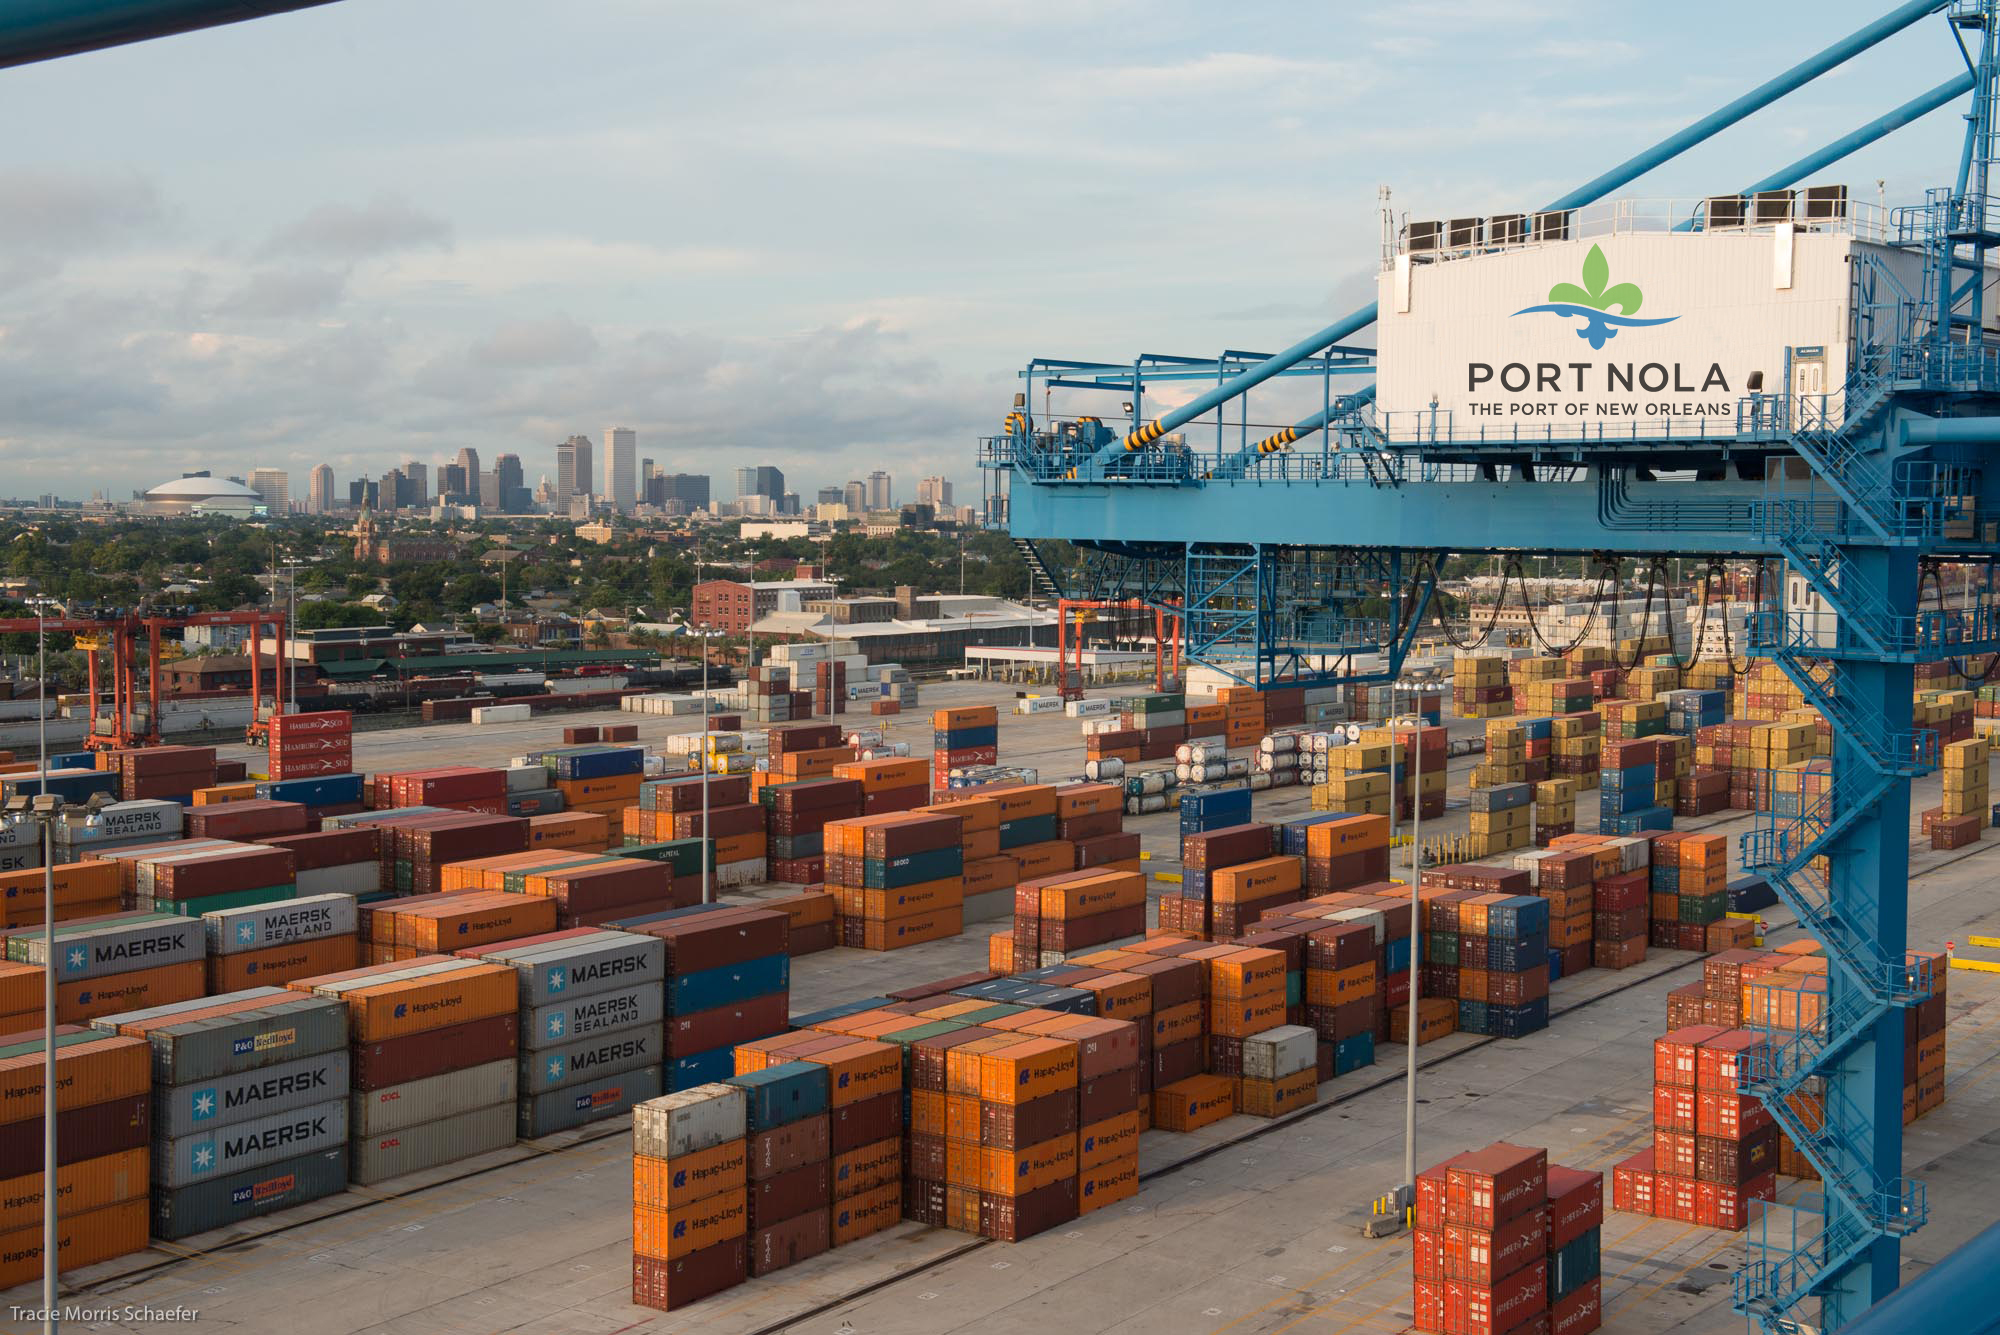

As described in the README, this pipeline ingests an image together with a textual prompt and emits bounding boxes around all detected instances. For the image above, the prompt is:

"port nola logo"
[1513,244,1677,350]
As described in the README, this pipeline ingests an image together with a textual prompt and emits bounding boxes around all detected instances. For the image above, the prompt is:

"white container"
[1242,1025,1317,1081]
[1015,697,1063,715]
[1081,718,1123,737]
[506,763,549,793]
[519,1023,662,1095]
[205,892,359,954]
[296,864,378,898]
[1124,794,1169,815]
[634,1084,747,1159]
[156,1049,350,1139]
[351,1060,518,1137]
[472,704,533,724]
[350,1101,515,1186]
[523,982,665,1048]
[714,857,767,885]
[1064,699,1112,718]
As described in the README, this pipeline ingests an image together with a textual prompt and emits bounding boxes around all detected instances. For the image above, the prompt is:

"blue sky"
[0,0,1978,501]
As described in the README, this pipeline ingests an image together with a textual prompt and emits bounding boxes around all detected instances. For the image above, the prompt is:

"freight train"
[314,662,735,716]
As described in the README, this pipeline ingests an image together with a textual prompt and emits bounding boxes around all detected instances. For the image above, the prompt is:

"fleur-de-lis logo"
[1514,243,1677,350]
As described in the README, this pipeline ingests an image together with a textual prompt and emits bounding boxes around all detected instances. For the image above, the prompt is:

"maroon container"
[632,1239,746,1312]
[1181,823,1275,871]
[539,862,674,914]
[904,1176,947,1227]
[1072,832,1140,868]
[1151,1038,1201,1088]
[1546,1166,1603,1250]
[1123,958,1201,1008]
[748,1209,829,1277]
[670,804,764,840]
[668,993,789,1060]
[980,1179,1076,1241]
[747,1160,830,1227]
[829,1090,901,1154]
[640,909,789,972]
[148,846,297,900]
[1056,811,1121,842]
[1304,923,1375,971]
[350,1012,519,1090]
[860,814,959,859]
[749,1114,829,1180]
[187,800,312,841]
[885,972,997,1003]
[980,1091,1078,1149]
[258,827,382,871]
[0,1093,150,1178]
[910,1029,1000,1091]
[1695,1126,1778,1185]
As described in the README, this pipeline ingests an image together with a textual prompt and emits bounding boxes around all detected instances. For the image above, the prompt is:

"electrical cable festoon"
[1922,559,2000,685]
[1415,554,1510,652]
[1516,556,1618,657]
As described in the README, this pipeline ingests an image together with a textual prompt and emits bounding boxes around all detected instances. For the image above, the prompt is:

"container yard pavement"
[14,681,2000,1335]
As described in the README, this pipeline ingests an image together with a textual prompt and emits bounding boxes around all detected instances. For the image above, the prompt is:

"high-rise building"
[493,453,527,513]
[734,465,784,503]
[816,486,843,506]
[348,478,378,510]
[642,458,656,484]
[605,427,636,514]
[659,473,711,511]
[403,461,427,509]
[438,463,467,501]
[866,470,893,510]
[556,435,594,503]
[844,480,866,512]
[248,468,290,514]
[479,465,500,509]
[917,476,952,509]
[380,468,407,511]
[780,492,801,515]
[455,447,481,495]
[308,464,335,513]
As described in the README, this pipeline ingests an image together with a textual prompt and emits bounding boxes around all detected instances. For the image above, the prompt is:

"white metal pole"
[1403,725,1423,1200]
[38,617,54,1335]
[699,549,711,905]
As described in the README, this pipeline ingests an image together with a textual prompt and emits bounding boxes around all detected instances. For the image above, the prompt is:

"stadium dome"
[139,475,268,518]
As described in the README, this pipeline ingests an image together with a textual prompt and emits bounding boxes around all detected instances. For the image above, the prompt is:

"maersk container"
[519,1023,662,1096]
[152,1146,349,1241]
[156,1096,348,1189]
[517,1064,663,1138]
[485,932,666,1007]
[157,1048,351,1139]
[349,1058,518,1137]
[522,982,664,1049]
[349,1100,516,1185]
[54,798,183,848]
[204,892,359,955]
[122,995,348,1085]
[21,913,204,983]
[633,1083,746,1160]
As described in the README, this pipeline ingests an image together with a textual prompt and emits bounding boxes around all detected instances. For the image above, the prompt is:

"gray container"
[634,1084,745,1159]
[25,914,204,983]
[1242,1024,1318,1081]
[205,893,359,955]
[91,986,290,1032]
[152,1146,349,1241]
[522,982,663,1049]
[58,799,184,848]
[297,864,381,898]
[350,1059,517,1137]
[481,932,665,1006]
[101,994,348,1085]
[158,1048,350,1139]
[518,1065,662,1139]
[349,1101,516,1186]
[156,1096,348,1189]
[519,1023,660,1096]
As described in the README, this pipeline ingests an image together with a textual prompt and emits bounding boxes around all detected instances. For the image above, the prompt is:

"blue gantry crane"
[983,2,2000,1330]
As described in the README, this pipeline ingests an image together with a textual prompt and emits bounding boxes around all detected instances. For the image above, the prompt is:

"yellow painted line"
[1154,872,1184,884]
[1139,851,1154,861]
[1968,934,2000,949]
[1950,959,2000,973]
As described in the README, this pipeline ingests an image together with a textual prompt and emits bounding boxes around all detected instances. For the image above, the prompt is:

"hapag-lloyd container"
[204,893,358,954]
[349,1058,518,1136]
[155,1048,351,1138]
[521,1064,663,1137]
[523,982,664,1047]
[350,1101,515,1185]
[155,1096,348,1188]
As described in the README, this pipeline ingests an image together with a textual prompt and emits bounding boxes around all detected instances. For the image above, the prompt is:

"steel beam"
[0,0,339,68]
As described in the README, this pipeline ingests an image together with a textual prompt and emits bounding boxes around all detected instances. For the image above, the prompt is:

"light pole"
[700,617,711,905]
[28,605,58,1331]
[282,562,300,715]
[1403,726,1425,1201]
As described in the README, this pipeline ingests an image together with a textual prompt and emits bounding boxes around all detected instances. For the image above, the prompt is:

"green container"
[155,885,297,918]
[502,855,606,893]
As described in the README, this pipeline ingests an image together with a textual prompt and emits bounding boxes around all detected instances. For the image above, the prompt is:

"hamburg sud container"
[291,957,519,1185]
[202,891,363,992]
[0,1026,151,1288]
[92,987,351,1238]
[470,928,667,1137]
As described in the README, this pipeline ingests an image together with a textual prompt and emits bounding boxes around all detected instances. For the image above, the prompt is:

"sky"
[0,0,1980,502]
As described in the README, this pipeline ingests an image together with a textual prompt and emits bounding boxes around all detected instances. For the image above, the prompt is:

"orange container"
[777,747,849,778]
[1054,783,1121,818]
[1152,1001,1202,1047]
[861,909,962,951]
[555,773,643,805]
[1153,1073,1236,1131]
[962,855,1019,896]
[633,1141,746,1210]
[314,961,516,1041]
[925,796,1001,833]
[932,706,998,730]
[831,1181,901,1246]
[0,1034,149,1124]
[0,1146,146,1234]
[633,1186,747,1261]
[981,1134,1077,1194]
[713,832,768,863]
[841,878,963,921]
[1304,963,1376,1008]
[946,1034,1022,1096]
[835,757,930,792]
[1079,1112,1141,1171]
[0,861,122,926]
[208,934,360,992]
[832,1137,901,1199]
[992,785,1058,821]
[1038,870,1144,919]
[1208,991,1286,1039]
[763,890,835,928]
[399,893,557,952]
[1305,814,1390,856]
[1009,841,1074,878]
[978,1036,1078,1105]
[802,1040,901,1106]
[0,1195,148,1289]
[57,960,206,1024]
[1207,947,1288,996]
[527,812,612,851]
[192,782,259,805]
[1078,1156,1139,1213]
[1210,857,1302,904]
[1075,973,1151,1021]
[0,963,40,1017]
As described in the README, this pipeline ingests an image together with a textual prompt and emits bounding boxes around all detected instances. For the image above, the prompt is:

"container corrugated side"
[349,1100,515,1185]
[155,1096,348,1189]
[205,893,359,955]
[484,932,666,1006]
[296,864,380,898]
[522,982,664,1049]
[519,1023,662,1096]
[156,1049,351,1139]
[151,1147,348,1240]
[633,1084,746,1159]
[519,1065,663,1138]
[22,914,204,983]
[120,995,349,1085]
[349,1058,517,1137]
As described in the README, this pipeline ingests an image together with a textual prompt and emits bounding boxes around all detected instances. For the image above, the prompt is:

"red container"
[1652,1129,1696,1179]
[1695,1172,1775,1231]
[1414,1225,1446,1280]
[1651,1084,1695,1132]
[636,907,789,970]
[1695,1030,1766,1092]
[1696,1090,1773,1141]
[748,1116,829,1181]
[749,1209,828,1277]
[1550,1277,1601,1335]
[1545,1166,1603,1250]
[258,827,382,871]
[829,1091,902,1154]
[1444,1207,1547,1285]
[667,993,789,1059]
[746,1160,830,1226]
[1414,1278,1447,1334]
[1658,1172,1699,1222]
[1445,1144,1547,1229]
[1610,1149,1655,1215]
[1453,1256,1547,1335]
[148,846,296,900]
[186,800,311,842]
[271,710,352,737]
[350,1012,519,1090]
[1180,823,1274,871]
[979,1180,1075,1241]
[1653,1025,1727,1088]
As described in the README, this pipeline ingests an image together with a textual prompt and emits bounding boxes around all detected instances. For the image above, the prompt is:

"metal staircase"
[1013,537,1066,602]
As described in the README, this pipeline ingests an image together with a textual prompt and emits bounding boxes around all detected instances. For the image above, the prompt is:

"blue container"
[789,996,892,1029]
[1727,874,1778,913]
[1599,763,1655,792]
[1545,947,1565,983]
[1489,937,1549,973]
[1551,1227,1601,1302]
[669,955,789,1015]
[996,814,1057,850]
[257,773,367,806]
[667,1046,736,1092]
[1491,997,1549,1038]
[933,725,998,750]
[1333,1031,1374,1075]
[1471,783,1532,813]
[1457,1000,1491,1035]
[1016,985,1096,1015]
[1180,867,1210,897]
[727,1061,829,1130]
[1486,896,1549,940]
[1598,785,1653,816]
[1280,812,1354,856]
[769,832,825,860]
[555,747,644,781]
[6,770,118,803]
[863,845,964,888]
[49,752,94,771]
[1384,935,1411,977]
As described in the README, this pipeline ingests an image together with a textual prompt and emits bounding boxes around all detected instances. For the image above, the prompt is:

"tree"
[296,600,380,631]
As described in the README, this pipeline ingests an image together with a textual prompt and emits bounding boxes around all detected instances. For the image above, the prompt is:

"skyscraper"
[494,453,527,513]
[248,468,290,514]
[917,476,952,508]
[659,474,711,511]
[478,464,500,509]
[844,480,866,512]
[438,463,467,500]
[557,435,594,503]
[403,461,427,509]
[734,465,784,503]
[816,486,843,506]
[606,427,636,514]
[380,468,406,511]
[455,447,480,494]
[308,464,335,513]
[866,470,893,510]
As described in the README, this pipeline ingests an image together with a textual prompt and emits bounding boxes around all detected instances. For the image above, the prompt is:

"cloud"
[0,168,160,252]
[264,195,452,261]
[216,268,348,319]
[1535,39,1639,63]
[468,316,600,369]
